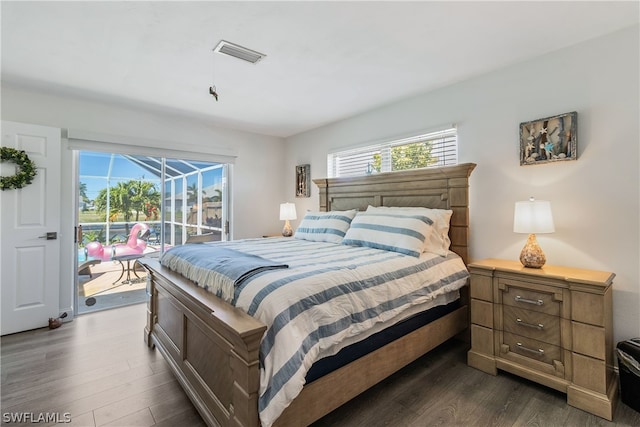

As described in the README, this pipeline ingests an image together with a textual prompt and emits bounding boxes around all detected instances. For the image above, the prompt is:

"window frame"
[327,127,458,178]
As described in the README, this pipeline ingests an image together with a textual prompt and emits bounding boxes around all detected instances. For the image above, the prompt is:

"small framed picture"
[520,111,577,165]
[296,164,310,198]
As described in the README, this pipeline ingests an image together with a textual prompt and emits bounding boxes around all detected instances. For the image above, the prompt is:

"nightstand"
[467,258,617,420]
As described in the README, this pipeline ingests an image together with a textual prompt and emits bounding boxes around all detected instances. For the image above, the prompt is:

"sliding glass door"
[76,151,228,313]
[162,159,228,246]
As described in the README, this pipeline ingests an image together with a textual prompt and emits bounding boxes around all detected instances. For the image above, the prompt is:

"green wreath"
[1,147,38,191]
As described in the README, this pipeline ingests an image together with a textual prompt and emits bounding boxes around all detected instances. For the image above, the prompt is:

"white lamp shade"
[279,203,297,221]
[513,198,555,234]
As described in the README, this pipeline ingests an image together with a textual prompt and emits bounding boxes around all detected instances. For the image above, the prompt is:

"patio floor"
[78,259,148,314]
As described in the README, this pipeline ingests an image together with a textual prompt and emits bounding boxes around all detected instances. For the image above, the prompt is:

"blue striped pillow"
[366,206,452,256]
[342,212,433,257]
[294,210,357,243]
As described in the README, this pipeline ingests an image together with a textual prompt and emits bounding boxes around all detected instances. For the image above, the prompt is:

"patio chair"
[78,259,101,278]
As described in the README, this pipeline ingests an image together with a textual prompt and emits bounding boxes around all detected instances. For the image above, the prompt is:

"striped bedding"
[160,237,469,427]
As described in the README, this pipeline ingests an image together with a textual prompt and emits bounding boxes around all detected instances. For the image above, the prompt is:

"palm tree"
[95,179,160,234]
[186,183,206,205]
[95,182,133,233]
[209,188,222,202]
[112,182,135,223]
[130,180,160,222]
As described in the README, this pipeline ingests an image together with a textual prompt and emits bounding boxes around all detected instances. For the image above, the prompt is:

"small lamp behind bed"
[280,202,297,237]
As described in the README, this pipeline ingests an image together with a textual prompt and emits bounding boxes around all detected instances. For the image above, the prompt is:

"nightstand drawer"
[501,331,562,367]
[471,299,493,328]
[502,305,560,345]
[500,281,560,316]
[470,274,493,302]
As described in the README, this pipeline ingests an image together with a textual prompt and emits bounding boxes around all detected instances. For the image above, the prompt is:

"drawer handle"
[516,342,545,356]
[516,318,544,330]
[514,295,544,306]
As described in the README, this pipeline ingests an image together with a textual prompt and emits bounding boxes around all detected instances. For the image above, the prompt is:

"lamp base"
[282,220,293,237]
[520,233,546,268]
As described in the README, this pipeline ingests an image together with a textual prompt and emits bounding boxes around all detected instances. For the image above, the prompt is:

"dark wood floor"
[1,303,639,427]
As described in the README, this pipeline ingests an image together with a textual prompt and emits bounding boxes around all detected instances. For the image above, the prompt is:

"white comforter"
[161,237,469,427]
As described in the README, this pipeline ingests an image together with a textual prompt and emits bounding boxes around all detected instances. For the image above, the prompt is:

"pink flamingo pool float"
[85,223,150,261]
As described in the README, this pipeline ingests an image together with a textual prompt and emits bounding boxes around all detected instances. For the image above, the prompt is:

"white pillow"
[366,206,453,256]
[294,210,357,243]
[342,211,433,257]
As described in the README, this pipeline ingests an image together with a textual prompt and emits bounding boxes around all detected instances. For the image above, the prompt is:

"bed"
[139,162,476,427]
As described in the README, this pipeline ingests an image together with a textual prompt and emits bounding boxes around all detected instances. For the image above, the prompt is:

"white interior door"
[1,121,61,335]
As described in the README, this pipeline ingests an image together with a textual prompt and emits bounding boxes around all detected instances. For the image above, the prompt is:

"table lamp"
[279,202,297,237]
[513,197,555,268]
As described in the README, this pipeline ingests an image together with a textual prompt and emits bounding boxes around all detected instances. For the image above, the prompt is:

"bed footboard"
[143,256,468,427]
[141,259,266,427]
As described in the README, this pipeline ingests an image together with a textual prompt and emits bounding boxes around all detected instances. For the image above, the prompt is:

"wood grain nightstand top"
[468,258,615,288]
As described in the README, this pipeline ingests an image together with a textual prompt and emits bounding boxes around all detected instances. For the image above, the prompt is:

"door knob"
[38,232,58,240]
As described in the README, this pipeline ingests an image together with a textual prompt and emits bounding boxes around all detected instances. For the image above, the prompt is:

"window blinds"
[328,127,457,178]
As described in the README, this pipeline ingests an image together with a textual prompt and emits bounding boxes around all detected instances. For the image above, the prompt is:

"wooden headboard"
[313,163,476,264]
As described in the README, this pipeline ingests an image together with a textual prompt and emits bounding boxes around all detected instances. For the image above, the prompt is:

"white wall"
[1,86,287,317]
[285,25,640,344]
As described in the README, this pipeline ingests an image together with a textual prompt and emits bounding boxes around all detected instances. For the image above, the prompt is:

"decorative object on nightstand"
[513,197,555,268]
[279,202,297,237]
[467,258,617,420]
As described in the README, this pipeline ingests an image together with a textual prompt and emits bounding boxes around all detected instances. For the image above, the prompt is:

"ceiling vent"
[213,40,266,64]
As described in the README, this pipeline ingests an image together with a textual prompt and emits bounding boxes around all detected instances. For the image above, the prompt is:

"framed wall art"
[296,164,310,198]
[520,111,577,165]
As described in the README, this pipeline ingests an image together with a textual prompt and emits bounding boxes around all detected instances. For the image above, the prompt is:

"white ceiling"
[2,1,638,138]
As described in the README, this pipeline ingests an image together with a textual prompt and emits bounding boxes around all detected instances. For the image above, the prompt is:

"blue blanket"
[160,244,289,301]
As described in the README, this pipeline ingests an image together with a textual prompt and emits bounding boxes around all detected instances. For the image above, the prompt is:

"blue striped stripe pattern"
[342,212,434,257]
[160,237,469,427]
[294,210,357,243]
